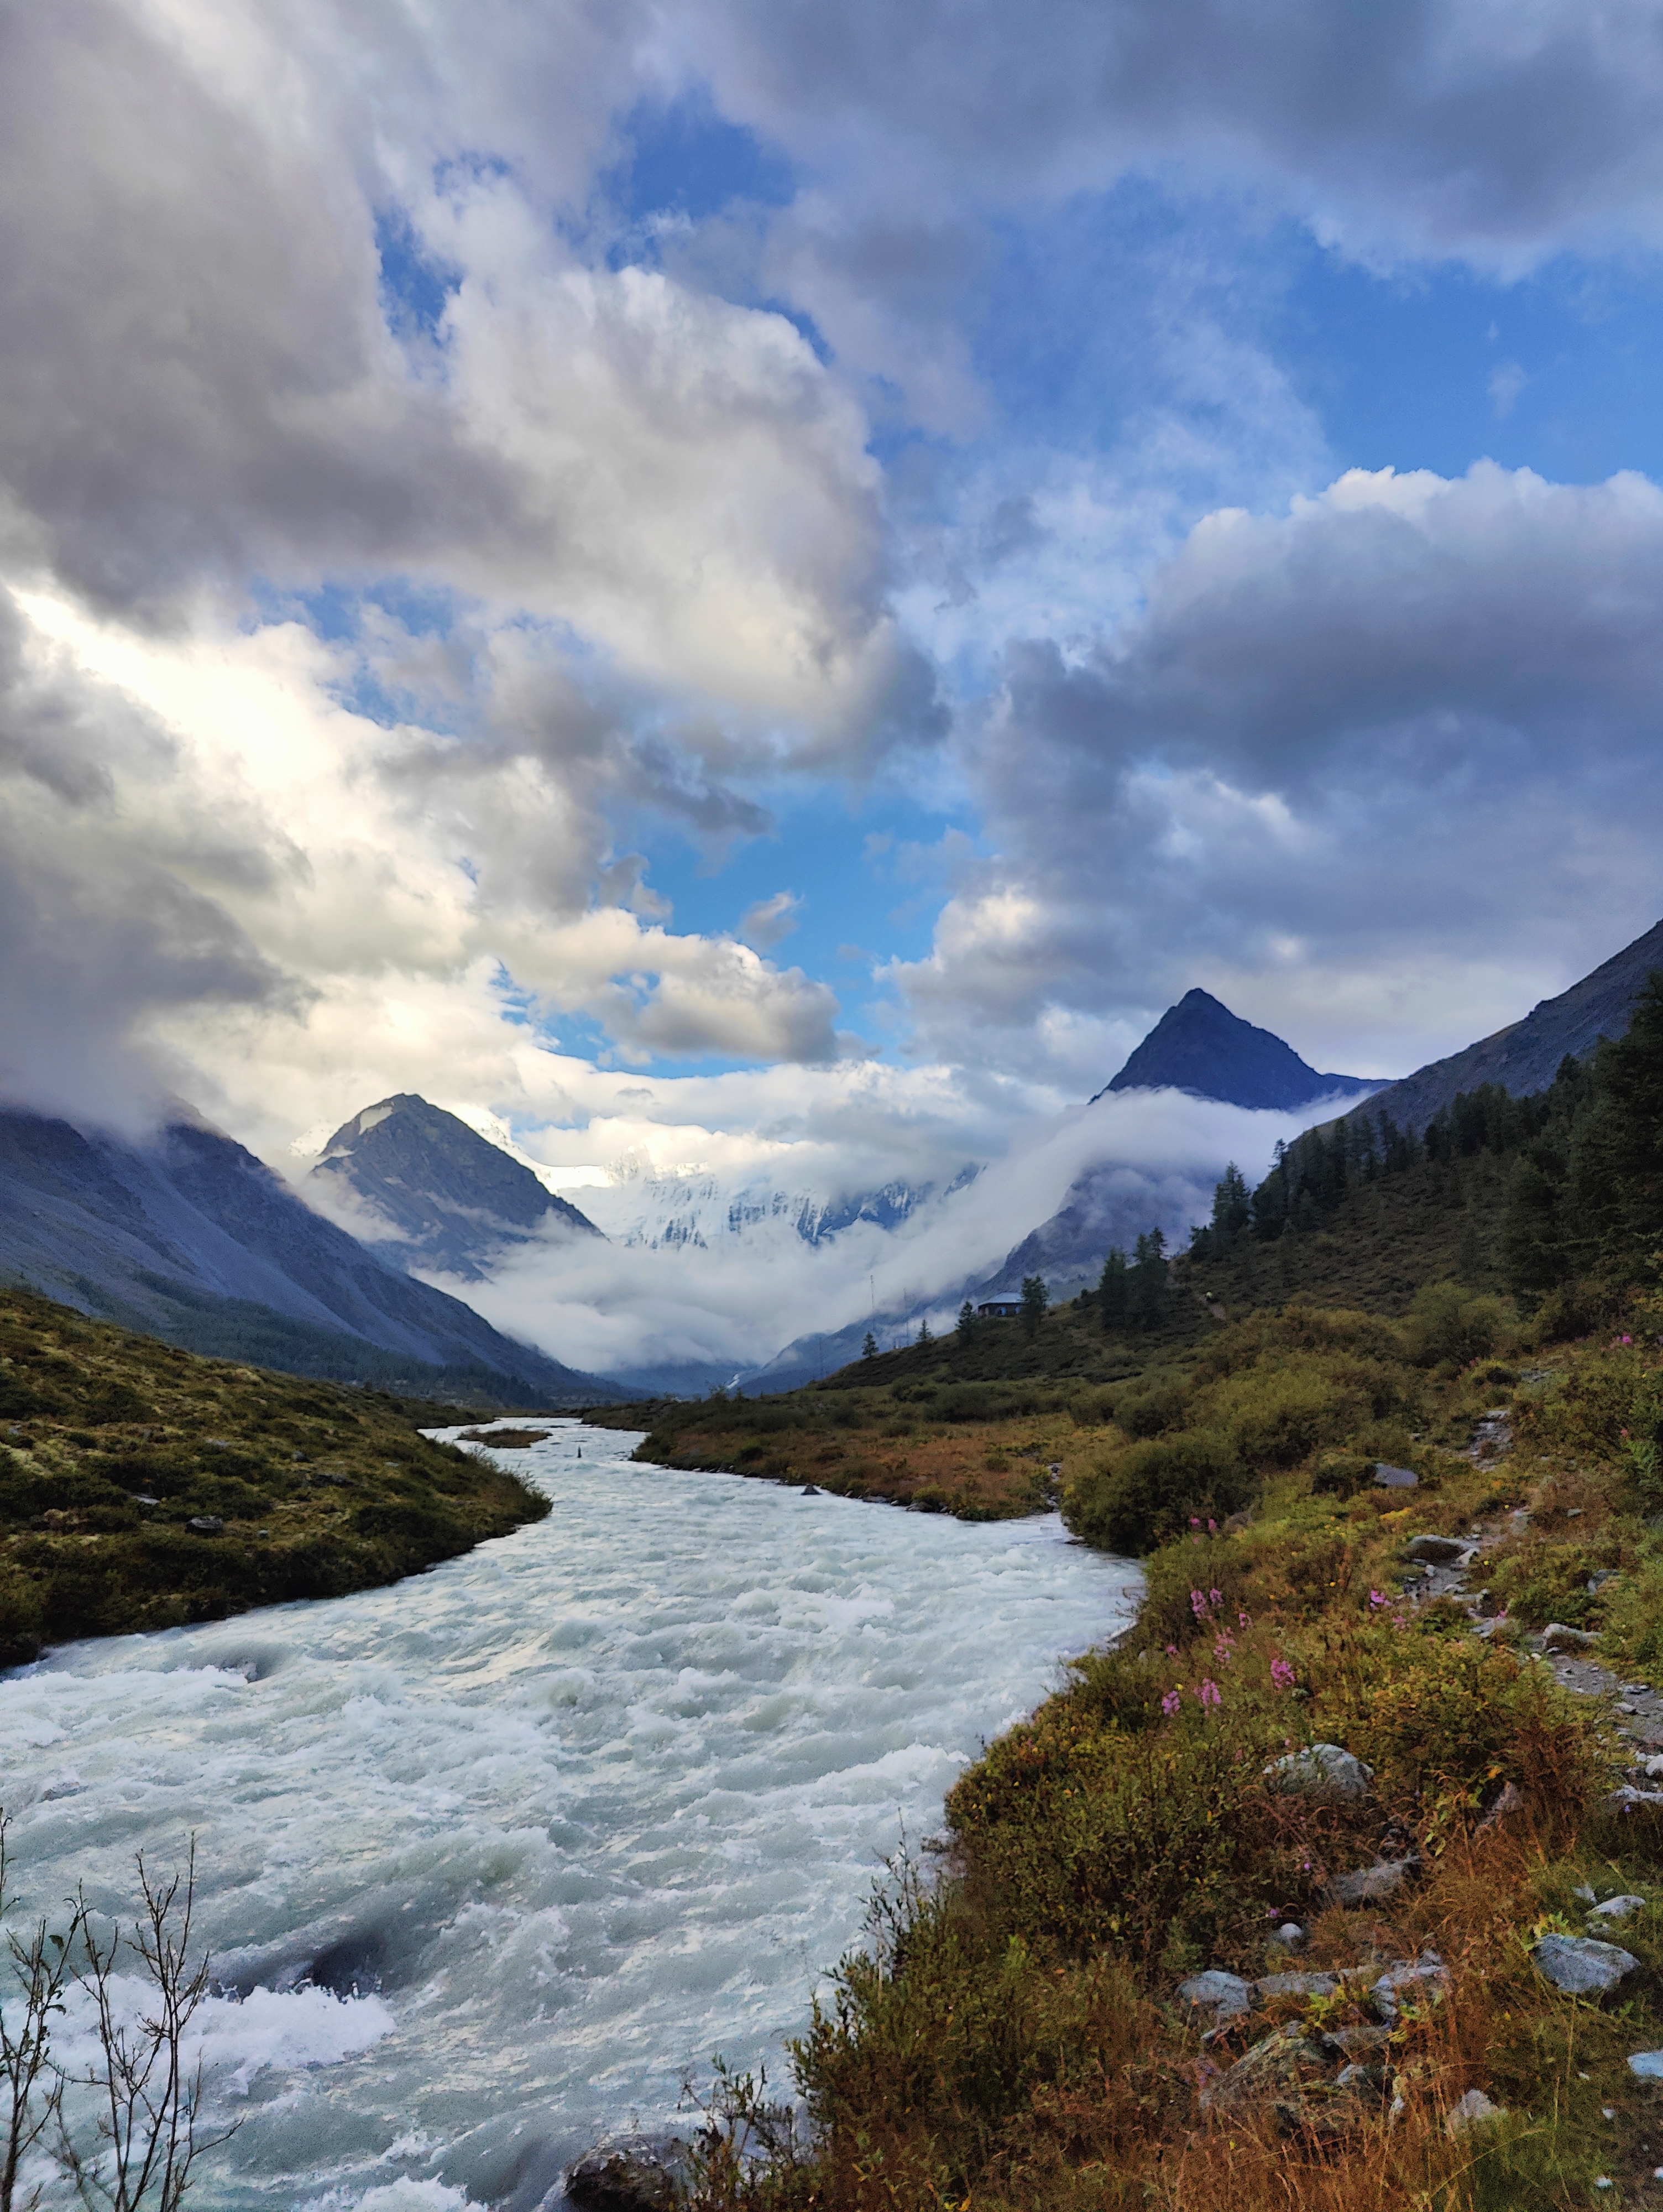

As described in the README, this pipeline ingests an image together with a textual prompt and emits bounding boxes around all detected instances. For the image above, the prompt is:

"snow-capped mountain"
[568,1158,972,1254]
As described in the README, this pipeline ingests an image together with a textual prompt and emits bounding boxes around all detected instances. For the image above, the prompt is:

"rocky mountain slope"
[0,1107,617,1403]
[1097,988,1374,1110]
[308,1094,600,1281]
[1341,913,1663,1136]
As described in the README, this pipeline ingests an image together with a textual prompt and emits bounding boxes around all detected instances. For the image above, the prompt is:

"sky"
[7,0,1663,1229]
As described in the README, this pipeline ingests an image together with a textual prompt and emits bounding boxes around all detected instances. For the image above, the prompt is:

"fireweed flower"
[1369,1590,1388,1609]
[1214,1635,1234,1664]
[1190,1589,1207,1619]
[1207,1519,1217,1534]
[1270,1658,1296,1692]
[1161,1689,1182,1718]
[1238,1610,1252,1630]
[1210,1589,1222,1606]
[1165,1644,1179,1657]
[1197,1679,1222,1708]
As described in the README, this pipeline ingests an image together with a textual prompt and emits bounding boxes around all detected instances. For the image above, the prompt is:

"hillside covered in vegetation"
[663,977,1663,2209]
[0,1286,548,1665]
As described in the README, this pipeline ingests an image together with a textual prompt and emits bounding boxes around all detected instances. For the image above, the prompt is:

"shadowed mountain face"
[1343,915,1663,1138]
[0,1108,618,1403]
[308,1095,601,1282]
[1097,989,1374,1112]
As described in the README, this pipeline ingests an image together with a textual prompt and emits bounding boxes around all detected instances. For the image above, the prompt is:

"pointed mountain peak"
[310,1094,600,1280]
[1095,990,1374,1112]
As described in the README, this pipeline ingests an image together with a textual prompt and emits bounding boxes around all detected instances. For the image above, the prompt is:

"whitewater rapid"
[0,1423,1139,2211]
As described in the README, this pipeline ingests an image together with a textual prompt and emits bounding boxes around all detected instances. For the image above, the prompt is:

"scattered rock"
[1275,2068,1384,2139]
[565,2139,681,2212]
[1328,1857,1419,1908]
[800,1485,821,1496]
[1604,1785,1663,1814]
[1268,1923,1306,1950]
[1477,1780,1528,1832]
[1199,2024,1330,2115]
[1628,2052,1663,2080]
[1541,1623,1597,1651]
[1575,1883,1599,1903]
[1588,1895,1646,1926]
[1533,1933,1640,1996]
[1374,1463,1419,1490]
[1445,2088,1506,2134]
[1320,2023,1392,2058]
[1589,1571,1621,1595]
[1372,1954,1448,2019]
[1176,1969,1257,2023]
[185,1515,223,1536]
[1263,1744,1373,1801]
[1403,1533,1467,1564]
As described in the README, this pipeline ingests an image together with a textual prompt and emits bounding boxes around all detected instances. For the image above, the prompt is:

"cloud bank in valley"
[447,1088,1350,1384]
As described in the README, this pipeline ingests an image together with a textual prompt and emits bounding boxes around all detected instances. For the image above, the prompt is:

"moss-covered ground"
[0,1286,548,1664]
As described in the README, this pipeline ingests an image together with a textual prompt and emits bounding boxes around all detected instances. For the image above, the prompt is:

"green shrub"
[1112,1373,1191,1439]
[1066,1431,1248,1555]
[1403,1280,1510,1368]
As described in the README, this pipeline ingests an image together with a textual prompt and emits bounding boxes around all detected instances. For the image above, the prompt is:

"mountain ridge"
[0,1106,619,1402]
[1096,988,1374,1111]
[1338,914,1663,1138]
[308,1094,601,1282]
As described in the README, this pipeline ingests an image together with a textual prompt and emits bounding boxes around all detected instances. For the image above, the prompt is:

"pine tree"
[1097,1249,1128,1334]
[1019,1274,1049,1340]
[1210,1163,1250,1246]
[1129,1228,1167,1329]
[917,1316,933,1345]
[1595,969,1663,1254]
[862,1331,878,1360]
[956,1300,975,1340]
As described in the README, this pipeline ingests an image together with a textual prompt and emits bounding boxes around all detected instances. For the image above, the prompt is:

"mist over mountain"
[0,1105,618,1403]
[308,1094,601,1282]
[1098,989,1376,1112]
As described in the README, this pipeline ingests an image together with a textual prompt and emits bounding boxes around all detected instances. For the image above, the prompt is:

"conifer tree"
[956,1300,975,1340]
[1019,1274,1049,1340]
[1210,1163,1250,1245]
[1097,1248,1128,1334]
[862,1331,878,1360]
[917,1316,933,1345]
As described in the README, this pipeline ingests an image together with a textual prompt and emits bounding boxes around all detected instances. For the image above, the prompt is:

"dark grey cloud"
[891,463,1663,1071]
[700,0,1663,262]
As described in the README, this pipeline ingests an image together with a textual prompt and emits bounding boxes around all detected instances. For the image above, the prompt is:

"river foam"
[0,1423,1139,2209]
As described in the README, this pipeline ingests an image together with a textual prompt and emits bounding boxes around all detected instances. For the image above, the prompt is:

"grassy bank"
[681,1291,1663,2209]
[0,1286,550,1665]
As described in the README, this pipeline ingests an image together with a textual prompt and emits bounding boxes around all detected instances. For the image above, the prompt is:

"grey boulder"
[1533,1933,1639,1996]
[1263,1744,1373,1801]
[1328,1858,1419,1908]
[1403,1534,1467,1564]
[1445,2088,1505,2133]
[1372,1954,1448,2019]
[1175,1969,1257,2023]
[1587,1895,1646,1926]
[566,2140,681,2212]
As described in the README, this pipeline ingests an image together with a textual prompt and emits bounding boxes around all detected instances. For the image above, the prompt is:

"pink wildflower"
[1210,1588,1222,1605]
[1238,1611,1252,1630]
[1190,1589,1208,1619]
[1207,1519,1217,1533]
[1368,1589,1387,1609]
[1270,1657,1296,1693]
[1161,1689,1182,1718]
[1213,1637,1233,1665]
[1197,1678,1222,1708]
[1189,1516,1201,1528]
[1165,1643,1179,1657]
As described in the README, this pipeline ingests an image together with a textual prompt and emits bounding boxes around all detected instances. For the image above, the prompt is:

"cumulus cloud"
[891,462,1663,1078]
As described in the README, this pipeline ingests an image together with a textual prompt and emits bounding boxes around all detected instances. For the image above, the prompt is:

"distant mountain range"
[308,1094,601,1281]
[0,1107,620,1404]
[1095,988,1373,1112]
[576,1160,971,1252]
[1341,915,1663,1137]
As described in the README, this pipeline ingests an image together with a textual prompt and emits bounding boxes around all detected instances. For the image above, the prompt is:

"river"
[0,1422,1139,2210]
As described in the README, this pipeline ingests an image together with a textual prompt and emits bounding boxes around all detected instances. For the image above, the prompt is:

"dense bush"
[1067,1431,1248,1555]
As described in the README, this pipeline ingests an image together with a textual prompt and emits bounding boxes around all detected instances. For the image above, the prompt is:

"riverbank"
[683,1296,1663,2210]
[0,1286,548,1664]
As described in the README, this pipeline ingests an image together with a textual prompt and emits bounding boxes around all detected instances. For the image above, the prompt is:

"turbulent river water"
[0,1423,1139,2211]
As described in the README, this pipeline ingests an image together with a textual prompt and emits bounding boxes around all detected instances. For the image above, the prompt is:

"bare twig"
[55,1840,238,2212]
[0,1810,83,2212]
